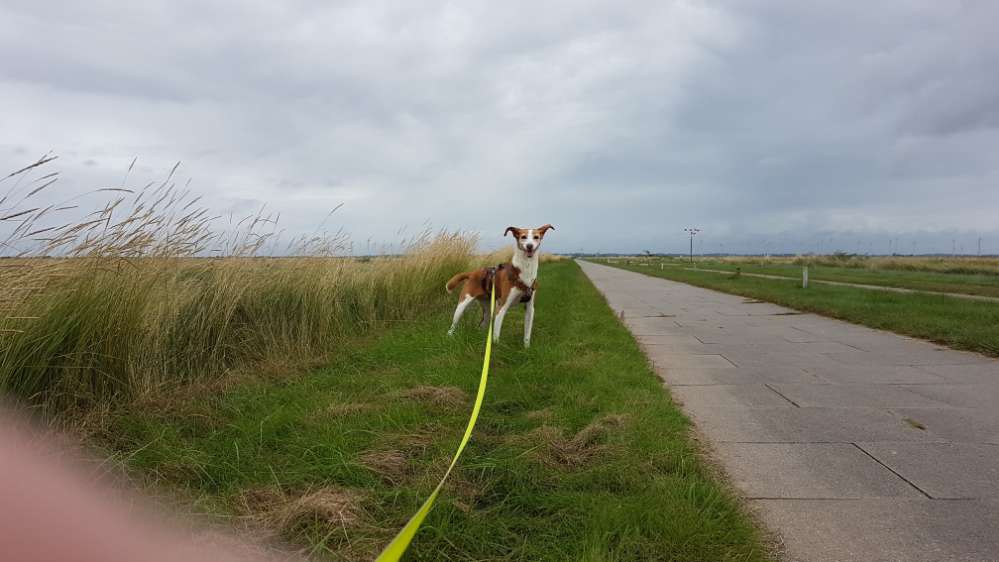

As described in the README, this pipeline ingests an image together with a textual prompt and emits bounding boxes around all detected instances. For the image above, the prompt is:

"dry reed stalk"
[1,157,477,417]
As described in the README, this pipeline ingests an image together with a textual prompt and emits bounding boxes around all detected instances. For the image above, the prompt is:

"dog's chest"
[511,255,538,286]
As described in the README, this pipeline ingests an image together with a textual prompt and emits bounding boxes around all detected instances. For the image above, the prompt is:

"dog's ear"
[537,224,555,236]
[504,226,519,237]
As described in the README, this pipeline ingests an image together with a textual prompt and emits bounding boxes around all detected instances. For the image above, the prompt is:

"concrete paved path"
[578,260,999,562]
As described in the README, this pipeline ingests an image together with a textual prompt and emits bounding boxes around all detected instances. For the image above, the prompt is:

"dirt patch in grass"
[392,385,469,408]
[445,474,487,514]
[190,528,301,562]
[359,450,410,484]
[525,407,553,422]
[325,402,379,418]
[241,486,367,538]
[396,429,435,451]
[526,414,629,469]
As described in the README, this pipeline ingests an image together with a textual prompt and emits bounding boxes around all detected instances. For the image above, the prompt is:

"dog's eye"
[520,236,527,240]
[533,236,539,240]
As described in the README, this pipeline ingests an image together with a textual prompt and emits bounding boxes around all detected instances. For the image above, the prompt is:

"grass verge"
[681,259,999,299]
[102,260,771,561]
[595,258,999,356]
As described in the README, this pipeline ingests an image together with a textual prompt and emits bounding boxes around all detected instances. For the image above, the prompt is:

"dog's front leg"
[523,295,535,348]
[492,290,518,343]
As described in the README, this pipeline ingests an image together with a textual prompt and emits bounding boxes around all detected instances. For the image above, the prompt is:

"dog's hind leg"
[448,294,475,336]
[478,299,491,329]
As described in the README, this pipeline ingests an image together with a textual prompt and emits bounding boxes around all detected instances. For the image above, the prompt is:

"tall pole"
[684,227,700,263]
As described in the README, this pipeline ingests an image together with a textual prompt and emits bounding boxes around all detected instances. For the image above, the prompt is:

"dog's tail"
[445,271,472,293]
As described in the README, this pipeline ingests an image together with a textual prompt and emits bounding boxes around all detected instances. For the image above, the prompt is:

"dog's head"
[504,224,554,258]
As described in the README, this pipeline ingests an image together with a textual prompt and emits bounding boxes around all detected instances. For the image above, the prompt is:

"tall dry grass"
[1,156,475,413]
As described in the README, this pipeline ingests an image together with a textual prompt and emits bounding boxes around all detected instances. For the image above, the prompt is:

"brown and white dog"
[445,224,555,347]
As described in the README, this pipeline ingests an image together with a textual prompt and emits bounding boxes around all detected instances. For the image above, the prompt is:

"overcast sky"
[2,1,998,255]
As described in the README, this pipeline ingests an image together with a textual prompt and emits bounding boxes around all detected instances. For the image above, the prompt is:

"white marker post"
[802,265,809,289]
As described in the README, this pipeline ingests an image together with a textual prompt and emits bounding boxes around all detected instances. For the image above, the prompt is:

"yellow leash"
[375,283,496,561]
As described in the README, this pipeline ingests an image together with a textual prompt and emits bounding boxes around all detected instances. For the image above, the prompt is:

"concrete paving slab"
[671,384,794,409]
[640,344,718,355]
[715,443,923,499]
[779,328,827,343]
[889,408,999,444]
[804,364,950,385]
[689,406,942,443]
[643,350,737,369]
[753,498,999,562]
[857,443,999,499]
[770,384,951,408]
[699,341,868,356]
[826,350,994,367]
[919,363,999,384]
[787,324,883,342]
[716,303,792,316]
[617,308,662,317]
[721,352,851,372]
[657,366,822,386]
[692,332,793,345]
[832,338,953,355]
[622,317,683,335]
[897,384,999,410]
[634,334,706,347]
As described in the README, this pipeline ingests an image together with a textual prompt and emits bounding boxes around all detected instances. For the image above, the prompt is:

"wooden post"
[802,265,809,288]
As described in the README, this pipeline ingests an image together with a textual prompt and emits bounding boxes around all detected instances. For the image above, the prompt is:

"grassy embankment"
[596,257,999,356]
[102,260,771,561]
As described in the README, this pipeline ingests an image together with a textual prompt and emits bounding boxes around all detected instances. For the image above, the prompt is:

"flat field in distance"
[681,255,999,298]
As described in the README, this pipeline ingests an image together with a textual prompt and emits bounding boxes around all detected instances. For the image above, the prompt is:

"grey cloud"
[1,0,997,256]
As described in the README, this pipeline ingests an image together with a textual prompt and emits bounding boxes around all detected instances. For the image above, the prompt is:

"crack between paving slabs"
[851,443,934,499]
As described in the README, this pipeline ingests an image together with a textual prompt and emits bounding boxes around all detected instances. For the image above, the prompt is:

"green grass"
[101,260,771,561]
[596,258,999,357]
[685,259,999,298]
